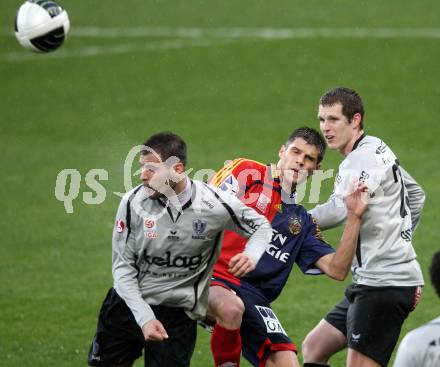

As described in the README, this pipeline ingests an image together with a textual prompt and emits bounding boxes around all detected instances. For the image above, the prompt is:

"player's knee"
[215,297,244,328]
[302,332,325,362]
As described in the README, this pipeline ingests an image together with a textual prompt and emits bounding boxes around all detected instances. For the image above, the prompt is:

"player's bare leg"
[346,349,381,367]
[208,285,244,366]
[265,350,300,367]
[208,285,244,328]
[302,319,346,364]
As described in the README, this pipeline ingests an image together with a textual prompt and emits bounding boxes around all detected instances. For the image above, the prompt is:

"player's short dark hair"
[320,87,365,129]
[430,250,440,298]
[286,127,326,164]
[142,132,187,165]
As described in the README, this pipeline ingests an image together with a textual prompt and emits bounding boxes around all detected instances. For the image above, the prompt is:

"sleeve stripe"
[210,158,245,186]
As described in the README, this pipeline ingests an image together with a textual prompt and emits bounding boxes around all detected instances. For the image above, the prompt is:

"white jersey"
[112,180,272,328]
[310,135,424,287]
[394,316,440,367]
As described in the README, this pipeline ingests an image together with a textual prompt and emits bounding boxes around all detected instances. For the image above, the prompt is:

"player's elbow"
[327,267,349,281]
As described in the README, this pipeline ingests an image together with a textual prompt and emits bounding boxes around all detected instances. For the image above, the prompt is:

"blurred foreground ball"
[15,0,70,52]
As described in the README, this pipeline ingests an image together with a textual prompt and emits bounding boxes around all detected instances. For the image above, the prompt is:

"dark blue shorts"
[212,278,296,367]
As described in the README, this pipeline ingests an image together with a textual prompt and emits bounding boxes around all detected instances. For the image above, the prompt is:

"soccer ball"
[15,0,70,53]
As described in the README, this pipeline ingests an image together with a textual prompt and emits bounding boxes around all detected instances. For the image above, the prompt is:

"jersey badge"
[116,220,125,233]
[288,217,302,236]
[192,219,207,239]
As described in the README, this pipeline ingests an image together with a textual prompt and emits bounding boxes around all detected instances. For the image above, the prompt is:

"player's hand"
[142,319,169,341]
[345,181,369,218]
[228,253,256,278]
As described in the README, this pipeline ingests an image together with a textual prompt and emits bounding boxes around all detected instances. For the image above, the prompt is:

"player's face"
[318,103,358,154]
[278,137,320,189]
[139,153,177,199]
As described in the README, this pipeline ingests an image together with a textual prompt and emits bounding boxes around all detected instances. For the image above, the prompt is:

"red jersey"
[210,158,281,285]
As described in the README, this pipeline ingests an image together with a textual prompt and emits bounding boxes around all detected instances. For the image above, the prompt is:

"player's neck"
[340,130,365,156]
[174,176,189,196]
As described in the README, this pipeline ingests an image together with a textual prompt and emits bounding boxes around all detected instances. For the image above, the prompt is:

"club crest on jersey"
[192,219,207,239]
[116,220,125,233]
[288,217,302,235]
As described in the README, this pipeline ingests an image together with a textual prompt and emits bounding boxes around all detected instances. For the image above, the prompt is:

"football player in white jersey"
[303,87,425,367]
[394,250,440,367]
[88,132,273,367]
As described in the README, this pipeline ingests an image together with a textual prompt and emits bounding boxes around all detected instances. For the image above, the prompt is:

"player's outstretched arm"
[315,182,368,281]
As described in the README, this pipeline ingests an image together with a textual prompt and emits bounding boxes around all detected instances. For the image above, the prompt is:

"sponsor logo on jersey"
[266,244,290,263]
[145,219,155,229]
[116,220,125,233]
[168,229,180,240]
[359,170,370,183]
[288,217,302,235]
[201,199,214,209]
[192,219,207,239]
[271,229,287,246]
[255,305,287,335]
[144,218,158,238]
[351,333,361,343]
[401,228,412,242]
[241,212,260,232]
[256,194,270,213]
[142,250,202,270]
[375,143,387,154]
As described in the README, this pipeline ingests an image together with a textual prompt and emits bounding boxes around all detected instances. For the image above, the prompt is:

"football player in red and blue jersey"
[207,127,369,367]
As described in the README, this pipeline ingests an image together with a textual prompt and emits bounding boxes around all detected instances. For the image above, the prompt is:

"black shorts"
[88,288,197,367]
[212,278,296,367]
[324,284,421,367]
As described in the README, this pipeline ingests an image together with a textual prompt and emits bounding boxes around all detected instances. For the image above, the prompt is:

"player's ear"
[173,162,185,174]
[278,145,286,158]
[316,162,321,170]
[351,113,362,130]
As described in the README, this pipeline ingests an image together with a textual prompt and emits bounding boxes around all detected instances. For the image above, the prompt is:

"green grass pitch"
[1,1,439,366]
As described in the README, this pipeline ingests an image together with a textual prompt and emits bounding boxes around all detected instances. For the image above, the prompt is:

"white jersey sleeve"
[112,188,155,328]
[400,166,426,232]
[309,146,383,230]
[210,185,272,264]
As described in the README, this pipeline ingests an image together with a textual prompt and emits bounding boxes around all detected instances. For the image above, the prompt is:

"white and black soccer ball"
[15,0,70,53]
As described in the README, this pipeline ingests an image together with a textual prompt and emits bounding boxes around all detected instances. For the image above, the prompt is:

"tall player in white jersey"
[394,250,440,367]
[302,87,425,367]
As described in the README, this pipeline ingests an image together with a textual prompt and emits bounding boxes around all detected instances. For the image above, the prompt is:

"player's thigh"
[88,288,145,367]
[345,285,418,367]
[145,306,197,367]
[266,350,300,367]
[302,297,348,362]
[239,292,296,367]
[208,282,244,325]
